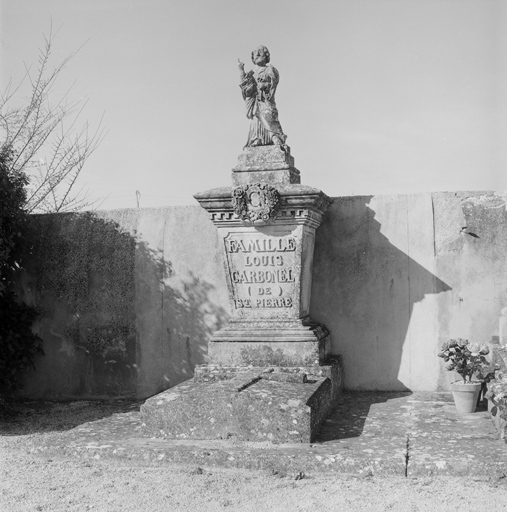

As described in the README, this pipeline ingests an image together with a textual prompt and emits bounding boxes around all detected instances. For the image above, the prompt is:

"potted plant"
[437,338,490,414]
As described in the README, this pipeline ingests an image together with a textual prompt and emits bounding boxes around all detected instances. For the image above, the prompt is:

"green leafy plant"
[0,147,44,391]
[484,352,507,413]
[0,291,44,389]
[438,338,490,384]
[0,147,28,294]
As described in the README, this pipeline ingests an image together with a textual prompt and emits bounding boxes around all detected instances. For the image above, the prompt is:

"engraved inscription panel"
[224,233,297,310]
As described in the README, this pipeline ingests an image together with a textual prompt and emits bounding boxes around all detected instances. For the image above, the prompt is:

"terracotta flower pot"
[450,381,482,414]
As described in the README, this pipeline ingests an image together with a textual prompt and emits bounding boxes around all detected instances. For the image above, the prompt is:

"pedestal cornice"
[194,184,332,229]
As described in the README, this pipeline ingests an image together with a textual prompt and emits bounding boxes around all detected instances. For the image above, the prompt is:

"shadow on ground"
[317,391,413,442]
[0,397,142,436]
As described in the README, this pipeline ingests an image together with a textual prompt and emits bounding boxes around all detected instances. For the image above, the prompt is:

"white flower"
[468,342,481,356]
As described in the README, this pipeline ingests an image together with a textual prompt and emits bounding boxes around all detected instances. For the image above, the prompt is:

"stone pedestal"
[140,145,343,443]
[195,146,331,366]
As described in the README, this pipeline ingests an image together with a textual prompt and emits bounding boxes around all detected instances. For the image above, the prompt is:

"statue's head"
[251,46,270,66]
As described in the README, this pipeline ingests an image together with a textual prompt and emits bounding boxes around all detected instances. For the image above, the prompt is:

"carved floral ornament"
[232,183,281,224]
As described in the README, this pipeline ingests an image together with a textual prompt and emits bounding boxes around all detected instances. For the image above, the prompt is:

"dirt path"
[3,437,507,512]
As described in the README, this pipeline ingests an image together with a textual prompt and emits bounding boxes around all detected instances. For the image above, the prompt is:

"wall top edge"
[29,190,506,216]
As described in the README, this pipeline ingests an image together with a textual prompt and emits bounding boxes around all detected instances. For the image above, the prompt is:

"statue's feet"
[272,137,288,153]
[250,138,262,147]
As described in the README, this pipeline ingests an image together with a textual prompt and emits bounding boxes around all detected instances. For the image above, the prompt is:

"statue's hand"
[237,58,245,71]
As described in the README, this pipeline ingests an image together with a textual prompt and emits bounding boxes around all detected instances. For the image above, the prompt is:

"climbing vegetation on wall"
[27,212,136,359]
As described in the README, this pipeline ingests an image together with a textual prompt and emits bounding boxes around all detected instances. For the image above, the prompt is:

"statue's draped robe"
[240,65,286,147]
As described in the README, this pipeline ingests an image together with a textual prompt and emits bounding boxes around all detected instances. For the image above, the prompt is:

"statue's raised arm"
[238,46,287,148]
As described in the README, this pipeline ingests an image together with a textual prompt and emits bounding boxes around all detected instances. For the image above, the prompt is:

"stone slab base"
[141,358,343,444]
[24,392,507,477]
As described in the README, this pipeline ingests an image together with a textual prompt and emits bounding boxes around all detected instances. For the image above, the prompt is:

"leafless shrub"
[0,24,106,213]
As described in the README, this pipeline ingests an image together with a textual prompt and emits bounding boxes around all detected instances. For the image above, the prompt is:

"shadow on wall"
[17,211,227,400]
[311,196,451,391]
[135,240,228,397]
[18,212,137,399]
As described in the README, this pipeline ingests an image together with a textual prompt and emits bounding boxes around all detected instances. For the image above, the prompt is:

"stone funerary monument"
[141,46,343,443]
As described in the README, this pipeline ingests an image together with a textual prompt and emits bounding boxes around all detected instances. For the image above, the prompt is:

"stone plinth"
[141,358,343,443]
[232,146,300,185]
[207,338,330,367]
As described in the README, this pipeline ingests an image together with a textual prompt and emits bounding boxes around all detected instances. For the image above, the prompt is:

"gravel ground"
[2,398,507,511]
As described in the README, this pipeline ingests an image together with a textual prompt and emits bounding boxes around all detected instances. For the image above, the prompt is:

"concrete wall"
[17,207,229,399]
[16,191,507,397]
[311,191,507,391]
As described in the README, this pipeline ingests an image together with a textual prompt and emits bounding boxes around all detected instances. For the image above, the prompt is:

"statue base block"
[140,358,343,444]
[232,168,300,186]
[232,145,300,185]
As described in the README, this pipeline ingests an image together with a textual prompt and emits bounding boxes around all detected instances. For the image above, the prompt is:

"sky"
[1,0,507,210]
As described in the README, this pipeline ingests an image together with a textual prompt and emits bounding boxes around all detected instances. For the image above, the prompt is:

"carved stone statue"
[238,46,287,148]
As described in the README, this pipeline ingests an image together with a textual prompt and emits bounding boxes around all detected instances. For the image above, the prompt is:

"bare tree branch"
[0,26,106,214]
